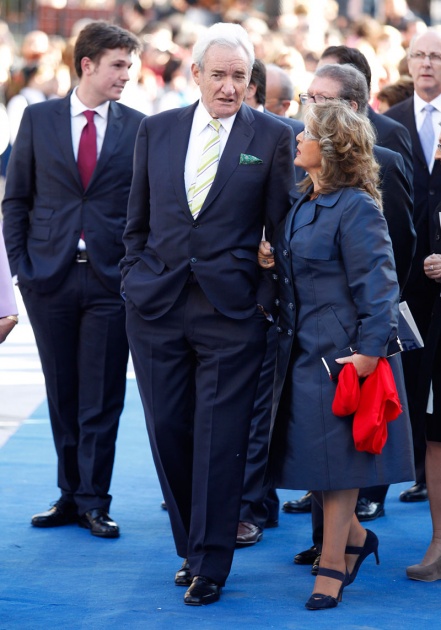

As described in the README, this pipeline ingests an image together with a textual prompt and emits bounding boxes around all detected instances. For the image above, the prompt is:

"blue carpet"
[0,379,439,629]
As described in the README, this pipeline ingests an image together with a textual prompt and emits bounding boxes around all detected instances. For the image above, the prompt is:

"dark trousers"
[126,283,267,585]
[240,323,279,528]
[21,262,128,514]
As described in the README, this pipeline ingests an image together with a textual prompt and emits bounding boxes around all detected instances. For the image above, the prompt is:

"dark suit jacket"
[368,105,413,189]
[265,111,304,184]
[385,96,441,336]
[374,145,415,292]
[2,94,145,295]
[121,101,295,320]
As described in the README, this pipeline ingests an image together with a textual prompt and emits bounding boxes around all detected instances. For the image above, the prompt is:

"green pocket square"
[240,153,263,165]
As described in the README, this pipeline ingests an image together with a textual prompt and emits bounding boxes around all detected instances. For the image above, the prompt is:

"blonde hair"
[299,100,382,210]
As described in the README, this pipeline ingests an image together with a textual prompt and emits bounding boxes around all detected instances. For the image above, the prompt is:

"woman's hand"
[335,353,379,378]
[258,240,275,269]
[0,317,17,344]
[424,254,441,283]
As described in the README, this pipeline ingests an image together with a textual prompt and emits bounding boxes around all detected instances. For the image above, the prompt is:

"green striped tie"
[188,119,221,218]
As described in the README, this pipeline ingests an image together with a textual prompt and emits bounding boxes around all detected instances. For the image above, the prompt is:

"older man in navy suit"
[121,23,294,605]
[2,22,144,538]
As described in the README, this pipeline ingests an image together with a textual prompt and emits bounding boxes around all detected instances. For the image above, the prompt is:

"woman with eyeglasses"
[406,128,441,583]
[260,100,414,609]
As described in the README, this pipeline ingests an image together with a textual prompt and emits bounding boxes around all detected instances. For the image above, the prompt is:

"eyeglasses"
[409,51,441,64]
[299,93,337,105]
[303,128,318,141]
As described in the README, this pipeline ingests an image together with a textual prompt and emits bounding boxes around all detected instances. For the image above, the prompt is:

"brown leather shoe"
[31,498,78,528]
[78,508,120,538]
[236,521,263,547]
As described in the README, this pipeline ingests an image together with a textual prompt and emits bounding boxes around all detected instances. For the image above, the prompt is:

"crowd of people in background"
[1,0,441,610]
[0,0,436,171]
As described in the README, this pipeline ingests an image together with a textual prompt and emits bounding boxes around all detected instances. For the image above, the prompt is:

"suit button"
[436,234,440,241]
[284,277,289,284]
[272,273,278,280]
[288,302,294,310]
[283,249,289,257]
[275,299,280,306]
[287,329,293,336]
[277,326,282,333]
[190,257,197,263]
[429,190,435,195]
[193,223,200,228]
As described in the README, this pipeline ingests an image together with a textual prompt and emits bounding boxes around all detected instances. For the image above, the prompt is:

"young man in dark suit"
[121,22,294,605]
[2,21,145,538]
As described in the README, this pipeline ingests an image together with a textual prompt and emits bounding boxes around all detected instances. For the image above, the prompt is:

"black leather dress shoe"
[184,576,221,606]
[175,559,192,586]
[78,508,120,538]
[31,499,78,528]
[236,521,263,547]
[399,482,428,503]
[283,491,312,513]
[294,545,321,565]
[355,498,385,522]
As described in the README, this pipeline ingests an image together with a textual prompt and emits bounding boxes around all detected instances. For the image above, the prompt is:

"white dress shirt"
[413,91,441,172]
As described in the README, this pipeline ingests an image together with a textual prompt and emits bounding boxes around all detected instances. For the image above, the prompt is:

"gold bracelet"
[5,315,19,324]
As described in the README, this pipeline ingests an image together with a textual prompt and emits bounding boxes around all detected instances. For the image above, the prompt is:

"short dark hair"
[321,45,372,92]
[74,21,140,78]
[249,59,266,106]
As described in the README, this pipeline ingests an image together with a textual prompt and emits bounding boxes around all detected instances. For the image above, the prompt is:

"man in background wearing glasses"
[385,29,441,505]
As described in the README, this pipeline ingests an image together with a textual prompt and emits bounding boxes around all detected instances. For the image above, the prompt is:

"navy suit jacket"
[385,96,441,336]
[121,101,295,320]
[2,94,145,295]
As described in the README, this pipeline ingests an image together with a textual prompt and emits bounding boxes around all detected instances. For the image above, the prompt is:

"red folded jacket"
[332,358,402,455]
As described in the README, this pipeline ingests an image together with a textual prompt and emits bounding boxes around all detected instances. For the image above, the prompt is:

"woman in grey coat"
[260,101,414,610]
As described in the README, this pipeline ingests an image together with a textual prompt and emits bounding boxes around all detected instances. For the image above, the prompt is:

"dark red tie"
[77,110,97,189]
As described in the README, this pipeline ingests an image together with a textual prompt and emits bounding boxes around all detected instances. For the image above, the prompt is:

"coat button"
[275,299,280,306]
[193,223,200,229]
[272,273,278,280]
[277,326,282,333]
[288,302,294,310]
[436,234,440,241]
[287,329,293,336]
[283,249,289,257]
[190,257,197,263]
[284,277,289,284]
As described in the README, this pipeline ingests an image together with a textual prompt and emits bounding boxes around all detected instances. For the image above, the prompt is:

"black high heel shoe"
[305,567,349,610]
[345,528,379,585]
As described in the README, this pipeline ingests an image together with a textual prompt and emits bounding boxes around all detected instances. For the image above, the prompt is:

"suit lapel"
[171,103,197,216]
[53,94,83,189]
[90,101,124,187]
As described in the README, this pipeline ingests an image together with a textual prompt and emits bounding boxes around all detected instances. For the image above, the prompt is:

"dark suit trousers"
[240,323,279,528]
[126,282,267,586]
[21,262,128,514]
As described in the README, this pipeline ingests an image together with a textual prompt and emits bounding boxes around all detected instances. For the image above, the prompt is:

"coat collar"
[284,187,345,239]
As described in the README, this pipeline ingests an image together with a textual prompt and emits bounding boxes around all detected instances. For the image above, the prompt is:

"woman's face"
[294,128,321,178]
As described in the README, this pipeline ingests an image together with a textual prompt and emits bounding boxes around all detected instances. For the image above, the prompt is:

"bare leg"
[312,488,358,598]
[420,441,441,565]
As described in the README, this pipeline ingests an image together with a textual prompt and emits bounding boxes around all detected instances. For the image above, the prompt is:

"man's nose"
[222,78,235,95]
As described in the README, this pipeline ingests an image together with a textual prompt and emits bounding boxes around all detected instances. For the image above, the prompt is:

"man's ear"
[81,57,94,76]
[349,100,359,112]
[191,63,200,86]
[247,83,257,98]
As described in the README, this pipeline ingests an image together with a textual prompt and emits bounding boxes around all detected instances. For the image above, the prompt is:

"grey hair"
[315,63,369,115]
[192,22,255,74]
